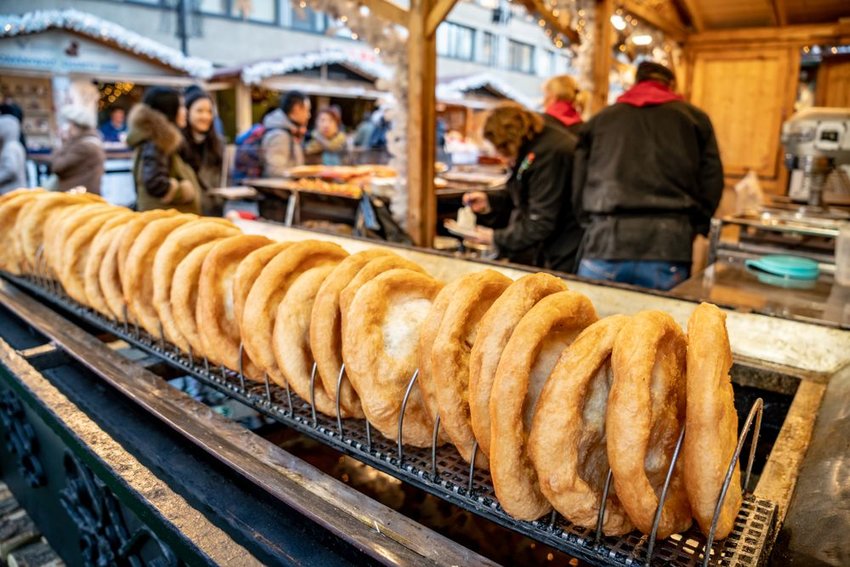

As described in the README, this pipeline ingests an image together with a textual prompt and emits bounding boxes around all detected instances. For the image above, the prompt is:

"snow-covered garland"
[437,74,537,110]
[0,9,214,78]
[534,0,595,100]
[241,49,392,85]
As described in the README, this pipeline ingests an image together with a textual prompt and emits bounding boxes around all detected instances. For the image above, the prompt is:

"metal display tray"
[4,274,778,567]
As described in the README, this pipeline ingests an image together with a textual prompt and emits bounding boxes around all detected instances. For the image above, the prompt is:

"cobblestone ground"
[0,482,62,567]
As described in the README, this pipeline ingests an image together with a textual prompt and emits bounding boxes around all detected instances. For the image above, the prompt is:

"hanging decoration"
[0,9,214,78]
[521,0,595,103]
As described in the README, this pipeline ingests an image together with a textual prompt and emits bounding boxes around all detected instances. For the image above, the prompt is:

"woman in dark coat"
[126,87,200,213]
[463,102,583,273]
[181,86,224,215]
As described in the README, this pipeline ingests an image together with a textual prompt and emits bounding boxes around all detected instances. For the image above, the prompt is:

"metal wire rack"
[7,272,778,567]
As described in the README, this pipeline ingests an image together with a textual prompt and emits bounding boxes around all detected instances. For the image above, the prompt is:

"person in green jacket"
[126,87,201,214]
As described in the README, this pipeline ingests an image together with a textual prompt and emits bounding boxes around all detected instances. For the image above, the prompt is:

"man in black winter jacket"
[464,103,583,273]
[572,61,724,290]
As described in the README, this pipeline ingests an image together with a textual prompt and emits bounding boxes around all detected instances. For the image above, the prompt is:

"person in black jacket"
[572,61,724,291]
[463,102,583,273]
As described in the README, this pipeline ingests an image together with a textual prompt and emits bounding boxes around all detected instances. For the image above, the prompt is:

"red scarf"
[617,80,684,107]
[546,100,583,127]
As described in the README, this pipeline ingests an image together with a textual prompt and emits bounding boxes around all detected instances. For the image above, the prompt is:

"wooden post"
[406,0,439,247]
[234,82,253,135]
[590,0,614,114]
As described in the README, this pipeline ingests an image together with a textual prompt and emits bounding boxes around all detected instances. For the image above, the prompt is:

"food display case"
[1,219,849,566]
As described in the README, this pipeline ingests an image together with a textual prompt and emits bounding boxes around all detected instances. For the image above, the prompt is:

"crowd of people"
[0,59,722,292]
[464,61,723,291]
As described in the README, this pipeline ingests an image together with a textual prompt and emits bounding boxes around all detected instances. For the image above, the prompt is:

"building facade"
[2,0,575,102]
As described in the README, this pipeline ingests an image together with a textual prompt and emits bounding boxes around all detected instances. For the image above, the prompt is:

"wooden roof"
[618,0,848,36]
[688,0,849,29]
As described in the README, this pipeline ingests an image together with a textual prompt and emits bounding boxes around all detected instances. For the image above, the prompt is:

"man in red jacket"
[572,61,724,291]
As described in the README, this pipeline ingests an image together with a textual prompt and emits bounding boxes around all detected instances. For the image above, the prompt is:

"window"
[508,40,534,73]
[537,49,554,77]
[480,32,498,66]
[198,0,227,15]
[291,6,319,31]
[239,0,276,22]
[437,22,475,61]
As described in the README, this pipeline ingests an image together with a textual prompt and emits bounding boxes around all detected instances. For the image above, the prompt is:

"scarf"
[617,80,684,107]
[545,100,583,127]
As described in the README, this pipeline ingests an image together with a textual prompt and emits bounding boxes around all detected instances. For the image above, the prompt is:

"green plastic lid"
[745,255,820,280]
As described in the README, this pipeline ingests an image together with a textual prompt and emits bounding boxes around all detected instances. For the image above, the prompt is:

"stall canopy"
[437,74,537,109]
[213,49,391,99]
[0,9,213,82]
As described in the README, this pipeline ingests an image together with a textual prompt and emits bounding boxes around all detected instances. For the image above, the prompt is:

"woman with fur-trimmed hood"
[127,87,201,213]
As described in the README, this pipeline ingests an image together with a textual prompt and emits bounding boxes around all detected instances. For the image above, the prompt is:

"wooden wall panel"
[689,48,797,192]
[816,55,850,108]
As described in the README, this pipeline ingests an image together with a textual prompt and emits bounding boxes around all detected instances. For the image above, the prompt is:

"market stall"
[210,49,390,141]
[0,9,213,150]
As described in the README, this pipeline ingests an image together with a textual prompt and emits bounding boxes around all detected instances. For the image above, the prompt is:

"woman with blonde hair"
[542,75,584,133]
[462,102,583,273]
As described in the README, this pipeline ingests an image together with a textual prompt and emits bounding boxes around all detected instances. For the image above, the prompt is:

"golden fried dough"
[342,269,442,447]
[416,278,456,427]
[45,204,114,279]
[684,303,741,539]
[242,240,347,389]
[469,273,567,459]
[152,219,240,351]
[490,290,597,520]
[196,235,272,373]
[0,189,45,273]
[233,242,292,334]
[116,209,181,290]
[529,315,633,536]
[102,210,178,321]
[338,254,426,325]
[61,209,133,305]
[0,188,35,206]
[14,192,99,274]
[608,311,691,539]
[310,250,393,419]
[123,215,195,338]
[84,222,130,318]
[273,265,342,416]
[430,270,512,466]
[171,240,221,358]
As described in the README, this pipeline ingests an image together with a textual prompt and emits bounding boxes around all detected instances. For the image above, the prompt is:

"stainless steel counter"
[669,259,850,330]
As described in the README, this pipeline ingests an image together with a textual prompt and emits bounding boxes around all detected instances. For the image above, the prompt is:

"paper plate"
[443,219,479,240]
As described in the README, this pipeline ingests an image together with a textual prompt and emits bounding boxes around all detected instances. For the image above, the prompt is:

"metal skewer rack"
[5,271,778,567]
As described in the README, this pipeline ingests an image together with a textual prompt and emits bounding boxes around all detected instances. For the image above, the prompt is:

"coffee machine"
[781,107,850,209]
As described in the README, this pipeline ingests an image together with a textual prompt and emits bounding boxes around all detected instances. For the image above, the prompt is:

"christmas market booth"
[0,0,849,566]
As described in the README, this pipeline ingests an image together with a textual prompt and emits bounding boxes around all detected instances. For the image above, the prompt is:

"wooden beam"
[517,0,581,45]
[425,0,459,38]
[621,0,687,43]
[359,0,408,27]
[674,0,704,32]
[406,0,438,246]
[769,0,788,27]
[687,22,844,46]
[590,0,614,114]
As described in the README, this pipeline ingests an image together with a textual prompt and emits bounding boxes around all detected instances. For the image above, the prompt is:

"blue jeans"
[578,259,690,291]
